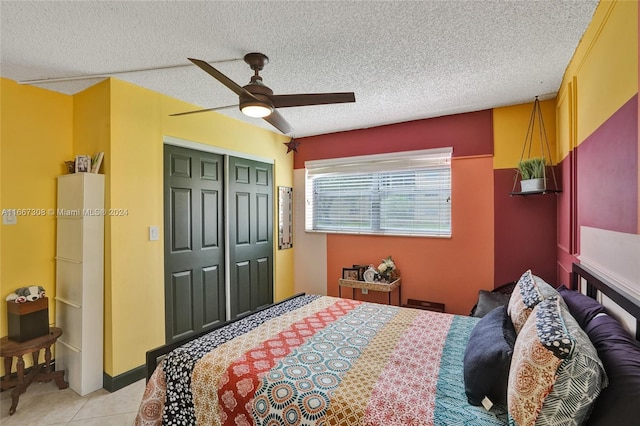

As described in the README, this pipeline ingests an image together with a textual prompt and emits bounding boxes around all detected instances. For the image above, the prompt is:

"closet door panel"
[202,190,220,249]
[170,270,195,338]
[228,156,273,319]
[202,265,224,328]
[164,145,225,343]
[255,257,271,309]
[234,260,252,317]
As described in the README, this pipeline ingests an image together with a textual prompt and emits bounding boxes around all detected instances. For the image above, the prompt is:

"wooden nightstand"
[0,327,69,415]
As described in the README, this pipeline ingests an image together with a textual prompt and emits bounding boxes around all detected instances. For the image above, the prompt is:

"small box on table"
[7,297,49,342]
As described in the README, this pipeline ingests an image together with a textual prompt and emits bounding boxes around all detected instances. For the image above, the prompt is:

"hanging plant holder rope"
[511,96,561,195]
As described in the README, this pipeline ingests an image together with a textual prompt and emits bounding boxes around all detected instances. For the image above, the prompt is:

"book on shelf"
[91,152,104,173]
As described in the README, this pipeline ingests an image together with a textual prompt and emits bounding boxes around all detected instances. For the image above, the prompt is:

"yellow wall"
[106,79,293,376]
[493,98,557,170]
[0,79,73,341]
[0,76,294,378]
[73,80,114,374]
[557,0,638,159]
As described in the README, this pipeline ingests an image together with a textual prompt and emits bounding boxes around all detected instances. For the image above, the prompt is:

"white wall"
[293,169,327,295]
[579,226,640,334]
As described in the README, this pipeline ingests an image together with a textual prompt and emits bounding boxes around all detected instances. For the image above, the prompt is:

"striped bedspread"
[136,295,507,425]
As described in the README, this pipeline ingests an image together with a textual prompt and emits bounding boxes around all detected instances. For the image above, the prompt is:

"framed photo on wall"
[278,186,293,250]
[342,267,360,281]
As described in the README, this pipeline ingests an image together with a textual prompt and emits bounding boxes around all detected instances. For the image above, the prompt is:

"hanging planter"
[511,97,561,195]
[518,157,546,192]
[520,177,545,192]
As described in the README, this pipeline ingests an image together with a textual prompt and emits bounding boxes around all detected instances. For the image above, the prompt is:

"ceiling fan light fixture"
[240,102,273,118]
[183,54,355,134]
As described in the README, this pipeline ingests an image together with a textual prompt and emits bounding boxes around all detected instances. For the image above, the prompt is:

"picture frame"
[342,267,360,281]
[74,155,91,173]
[91,152,104,174]
[352,264,368,281]
[278,186,293,250]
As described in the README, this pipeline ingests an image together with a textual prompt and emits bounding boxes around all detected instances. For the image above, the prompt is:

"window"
[305,148,452,237]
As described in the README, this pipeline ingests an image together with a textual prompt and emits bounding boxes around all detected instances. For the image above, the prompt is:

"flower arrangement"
[376,256,397,283]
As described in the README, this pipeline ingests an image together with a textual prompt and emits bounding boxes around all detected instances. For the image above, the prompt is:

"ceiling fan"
[171,53,356,134]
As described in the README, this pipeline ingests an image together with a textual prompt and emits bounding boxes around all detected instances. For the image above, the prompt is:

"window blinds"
[305,148,452,237]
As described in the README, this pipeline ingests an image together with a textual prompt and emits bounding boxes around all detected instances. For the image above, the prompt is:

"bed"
[135,262,640,425]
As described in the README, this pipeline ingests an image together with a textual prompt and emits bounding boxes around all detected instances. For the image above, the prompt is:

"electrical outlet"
[149,226,159,241]
[362,288,368,295]
[2,213,17,225]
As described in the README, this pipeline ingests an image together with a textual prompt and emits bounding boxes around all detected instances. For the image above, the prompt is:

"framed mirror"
[278,186,293,249]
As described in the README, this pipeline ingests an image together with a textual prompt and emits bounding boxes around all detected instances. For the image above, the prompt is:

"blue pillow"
[463,305,516,406]
[557,285,606,329]
[584,313,640,425]
[471,290,512,318]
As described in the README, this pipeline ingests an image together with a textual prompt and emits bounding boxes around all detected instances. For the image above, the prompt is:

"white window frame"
[305,148,452,237]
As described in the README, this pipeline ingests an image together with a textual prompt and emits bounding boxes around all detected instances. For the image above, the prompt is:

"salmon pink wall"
[325,157,494,315]
[296,111,495,315]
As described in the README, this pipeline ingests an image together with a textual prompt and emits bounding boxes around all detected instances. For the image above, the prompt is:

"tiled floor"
[0,378,145,425]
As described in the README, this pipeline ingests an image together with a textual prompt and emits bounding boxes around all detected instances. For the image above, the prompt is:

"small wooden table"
[0,327,68,415]
[339,278,401,306]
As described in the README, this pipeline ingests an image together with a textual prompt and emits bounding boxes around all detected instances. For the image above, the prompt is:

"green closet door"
[163,145,225,343]
[228,156,274,318]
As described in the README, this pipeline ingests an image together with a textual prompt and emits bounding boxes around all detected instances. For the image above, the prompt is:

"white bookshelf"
[55,173,104,396]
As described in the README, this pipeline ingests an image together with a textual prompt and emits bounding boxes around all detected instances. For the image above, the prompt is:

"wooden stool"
[0,327,68,415]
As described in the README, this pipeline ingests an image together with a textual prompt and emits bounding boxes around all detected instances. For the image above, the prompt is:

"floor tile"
[73,380,145,420]
[0,378,145,425]
[0,381,86,425]
[67,411,137,425]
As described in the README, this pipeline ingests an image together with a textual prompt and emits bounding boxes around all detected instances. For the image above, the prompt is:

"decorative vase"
[520,178,545,193]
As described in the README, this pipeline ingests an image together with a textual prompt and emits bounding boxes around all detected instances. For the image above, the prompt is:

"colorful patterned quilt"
[136,295,508,425]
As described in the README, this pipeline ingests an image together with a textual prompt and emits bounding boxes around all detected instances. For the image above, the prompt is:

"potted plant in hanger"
[518,157,546,192]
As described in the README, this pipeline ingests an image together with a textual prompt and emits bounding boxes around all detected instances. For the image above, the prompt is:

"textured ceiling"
[0,1,598,138]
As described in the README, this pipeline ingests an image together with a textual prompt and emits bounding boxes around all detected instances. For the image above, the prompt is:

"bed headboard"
[571,262,640,340]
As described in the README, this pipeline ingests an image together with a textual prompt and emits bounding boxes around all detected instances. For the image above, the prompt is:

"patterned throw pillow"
[507,270,559,334]
[507,296,607,426]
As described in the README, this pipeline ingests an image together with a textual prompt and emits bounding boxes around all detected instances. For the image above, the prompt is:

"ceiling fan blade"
[270,92,355,108]
[263,110,293,134]
[188,58,258,101]
[170,104,237,117]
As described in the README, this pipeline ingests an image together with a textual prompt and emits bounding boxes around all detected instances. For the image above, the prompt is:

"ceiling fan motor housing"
[240,76,275,115]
